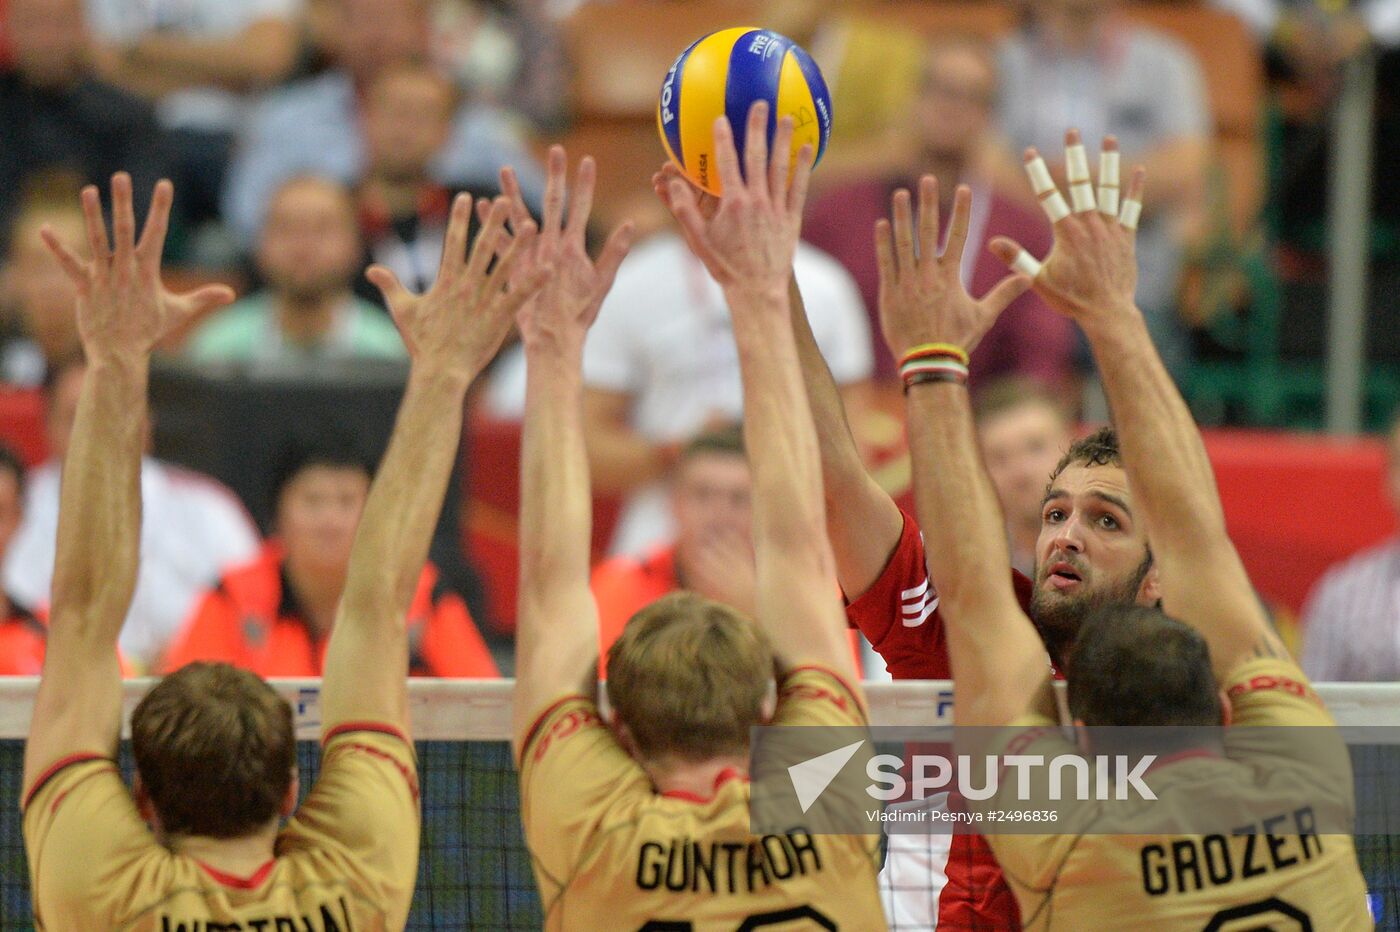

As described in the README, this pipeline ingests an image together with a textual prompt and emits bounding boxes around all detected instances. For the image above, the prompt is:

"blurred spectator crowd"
[0,0,1398,680]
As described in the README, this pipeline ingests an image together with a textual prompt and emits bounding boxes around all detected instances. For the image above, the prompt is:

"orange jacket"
[162,542,499,678]
[0,600,46,675]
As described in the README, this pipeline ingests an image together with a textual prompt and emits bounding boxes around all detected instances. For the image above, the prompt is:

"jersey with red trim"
[847,507,1033,930]
[982,658,1370,930]
[22,724,419,930]
[845,507,1033,680]
[518,666,885,930]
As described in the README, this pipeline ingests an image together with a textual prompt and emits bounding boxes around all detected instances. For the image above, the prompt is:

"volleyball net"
[0,679,1397,930]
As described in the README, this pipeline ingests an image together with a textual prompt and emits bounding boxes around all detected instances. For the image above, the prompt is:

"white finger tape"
[1025,157,1056,195]
[1119,198,1142,231]
[1070,183,1097,213]
[1011,249,1043,279]
[1097,150,1120,216]
[1042,191,1071,224]
[1065,144,1091,183]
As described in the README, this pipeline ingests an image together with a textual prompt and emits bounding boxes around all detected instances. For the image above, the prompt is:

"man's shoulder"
[1314,538,1400,597]
[249,71,352,126]
[190,295,269,349]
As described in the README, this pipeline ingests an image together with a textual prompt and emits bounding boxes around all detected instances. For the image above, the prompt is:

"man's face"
[6,212,84,357]
[7,0,87,87]
[256,181,361,303]
[0,470,23,561]
[334,0,429,84]
[1036,0,1115,48]
[671,452,753,556]
[1030,461,1157,654]
[363,70,455,182]
[276,465,370,577]
[915,45,996,163]
[979,402,1072,533]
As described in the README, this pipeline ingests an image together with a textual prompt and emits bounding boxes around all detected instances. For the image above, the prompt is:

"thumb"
[987,236,1027,268]
[180,284,236,319]
[366,265,412,309]
[981,272,1034,315]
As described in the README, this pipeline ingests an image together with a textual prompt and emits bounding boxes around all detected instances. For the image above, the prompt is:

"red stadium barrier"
[0,389,48,468]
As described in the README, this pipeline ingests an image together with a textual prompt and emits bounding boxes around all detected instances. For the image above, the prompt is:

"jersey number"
[1203,896,1311,931]
[639,905,838,931]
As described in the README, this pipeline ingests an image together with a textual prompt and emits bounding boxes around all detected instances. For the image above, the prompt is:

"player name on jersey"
[160,898,355,932]
[636,832,822,895]
[1141,808,1324,897]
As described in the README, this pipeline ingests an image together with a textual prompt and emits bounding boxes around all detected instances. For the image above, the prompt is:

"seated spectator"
[591,425,882,679]
[995,0,1210,378]
[0,175,82,387]
[222,0,543,246]
[86,0,302,236]
[356,62,504,299]
[187,176,405,366]
[0,0,165,253]
[162,442,498,677]
[1301,410,1400,681]
[805,35,1072,390]
[542,230,870,558]
[4,355,260,668]
[973,378,1075,577]
[0,443,45,674]
[592,427,755,674]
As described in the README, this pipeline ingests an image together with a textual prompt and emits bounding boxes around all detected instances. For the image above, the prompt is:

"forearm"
[906,384,1024,630]
[49,354,147,643]
[338,367,468,621]
[516,345,598,716]
[1083,310,1227,550]
[789,278,904,595]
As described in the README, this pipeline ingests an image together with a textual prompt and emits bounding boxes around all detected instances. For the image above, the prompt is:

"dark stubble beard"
[1028,550,1154,669]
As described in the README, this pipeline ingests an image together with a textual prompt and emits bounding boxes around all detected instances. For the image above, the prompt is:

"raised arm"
[875,177,1046,726]
[653,164,902,599]
[662,103,853,678]
[989,130,1282,679]
[324,192,542,738]
[511,147,633,753]
[23,176,234,791]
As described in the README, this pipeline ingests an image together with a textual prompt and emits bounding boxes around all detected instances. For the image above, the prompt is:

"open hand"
[498,145,634,357]
[875,176,1031,360]
[662,101,812,300]
[987,129,1146,331]
[367,192,544,382]
[42,174,235,362]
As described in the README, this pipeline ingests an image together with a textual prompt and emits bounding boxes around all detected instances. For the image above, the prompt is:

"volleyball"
[657,27,832,196]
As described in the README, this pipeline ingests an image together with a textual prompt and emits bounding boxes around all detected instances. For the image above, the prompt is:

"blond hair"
[606,592,773,762]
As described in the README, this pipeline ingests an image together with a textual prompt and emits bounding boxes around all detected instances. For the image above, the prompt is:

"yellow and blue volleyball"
[657,27,832,196]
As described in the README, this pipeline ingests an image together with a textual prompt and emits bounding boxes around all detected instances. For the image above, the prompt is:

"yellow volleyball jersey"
[518,665,886,931]
[23,723,420,931]
[984,658,1372,930]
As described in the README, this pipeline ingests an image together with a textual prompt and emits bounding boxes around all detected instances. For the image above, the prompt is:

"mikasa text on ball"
[657,27,832,196]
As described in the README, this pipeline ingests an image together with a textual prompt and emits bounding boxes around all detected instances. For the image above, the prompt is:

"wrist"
[724,281,789,310]
[407,362,473,396]
[1079,302,1148,343]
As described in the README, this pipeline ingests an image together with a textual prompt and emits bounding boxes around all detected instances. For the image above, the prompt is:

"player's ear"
[1217,690,1233,728]
[611,717,640,760]
[759,692,777,725]
[1138,561,1161,605]
[281,768,300,819]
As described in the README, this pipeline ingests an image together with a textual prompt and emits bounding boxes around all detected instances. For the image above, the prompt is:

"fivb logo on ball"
[656,27,832,196]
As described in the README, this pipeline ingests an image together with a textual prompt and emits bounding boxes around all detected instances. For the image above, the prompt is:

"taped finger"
[1066,143,1096,213]
[1097,149,1120,218]
[1118,198,1142,231]
[1010,249,1043,280]
[1025,156,1071,224]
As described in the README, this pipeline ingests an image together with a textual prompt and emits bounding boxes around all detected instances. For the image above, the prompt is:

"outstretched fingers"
[110,173,136,269]
[438,193,475,284]
[136,179,174,268]
[1097,135,1121,218]
[464,197,512,283]
[540,145,567,243]
[1024,148,1070,226]
[768,116,795,204]
[741,101,770,201]
[1118,166,1146,232]
[916,176,939,268]
[1064,129,1096,214]
[367,264,414,309]
[980,271,1034,316]
[891,189,916,276]
[668,178,719,270]
[589,221,635,312]
[943,185,973,267]
[874,218,896,287]
[786,143,814,218]
[40,227,89,290]
[565,156,597,242]
[80,185,110,267]
[481,219,537,300]
[711,114,744,197]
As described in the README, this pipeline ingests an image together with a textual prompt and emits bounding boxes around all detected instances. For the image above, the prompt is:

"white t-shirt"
[85,0,303,133]
[4,457,261,668]
[488,233,872,556]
